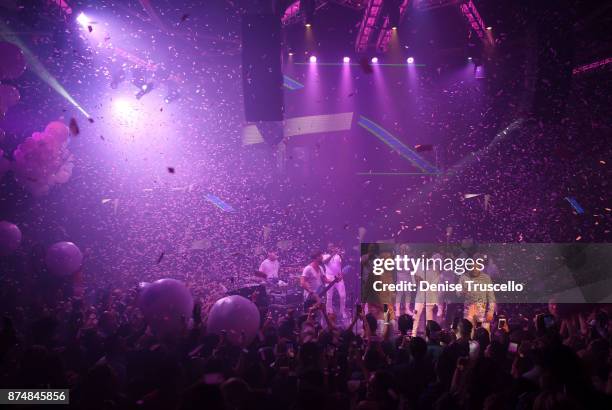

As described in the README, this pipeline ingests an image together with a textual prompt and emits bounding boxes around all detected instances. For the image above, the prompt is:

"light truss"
[459,0,490,44]
[281,1,330,26]
[376,0,410,52]
[412,0,460,11]
[355,0,384,53]
[572,57,612,75]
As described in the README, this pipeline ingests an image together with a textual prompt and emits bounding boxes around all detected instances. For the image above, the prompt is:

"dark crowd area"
[1,260,611,410]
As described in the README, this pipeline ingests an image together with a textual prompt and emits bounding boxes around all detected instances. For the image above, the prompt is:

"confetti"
[414,144,433,152]
[565,197,585,214]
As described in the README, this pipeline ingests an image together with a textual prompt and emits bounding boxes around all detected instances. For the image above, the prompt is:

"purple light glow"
[309,55,317,63]
[343,56,350,63]
[407,57,414,64]
[371,57,378,64]
[76,12,89,27]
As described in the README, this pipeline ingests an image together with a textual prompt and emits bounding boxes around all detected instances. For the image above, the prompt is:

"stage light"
[288,52,294,56]
[343,56,350,63]
[407,57,414,64]
[301,0,315,27]
[305,23,311,28]
[309,55,317,63]
[468,56,473,60]
[113,98,138,123]
[0,20,90,118]
[371,57,378,63]
[135,82,154,100]
[76,12,88,27]
[486,26,492,30]
[384,0,401,31]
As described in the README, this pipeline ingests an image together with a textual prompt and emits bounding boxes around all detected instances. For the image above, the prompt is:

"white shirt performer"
[322,243,347,320]
[395,244,415,316]
[412,253,442,337]
[259,250,280,280]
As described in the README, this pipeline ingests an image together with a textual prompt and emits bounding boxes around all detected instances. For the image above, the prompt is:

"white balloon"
[207,295,261,346]
[138,278,193,337]
[45,241,83,276]
[0,221,22,256]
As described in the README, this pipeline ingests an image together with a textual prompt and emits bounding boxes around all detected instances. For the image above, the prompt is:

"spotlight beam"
[0,21,91,118]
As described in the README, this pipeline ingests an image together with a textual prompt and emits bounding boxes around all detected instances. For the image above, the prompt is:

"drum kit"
[226,266,305,314]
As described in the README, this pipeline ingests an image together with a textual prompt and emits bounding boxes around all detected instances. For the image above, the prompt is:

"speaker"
[241,14,283,122]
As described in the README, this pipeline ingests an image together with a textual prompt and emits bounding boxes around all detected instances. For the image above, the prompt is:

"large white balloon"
[207,295,261,346]
[138,278,193,337]
[0,221,22,256]
[45,241,83,276]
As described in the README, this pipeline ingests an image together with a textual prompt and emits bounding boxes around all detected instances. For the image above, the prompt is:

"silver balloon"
[138,278,193,337]
[207,295,260,346]
[45,241,83,276]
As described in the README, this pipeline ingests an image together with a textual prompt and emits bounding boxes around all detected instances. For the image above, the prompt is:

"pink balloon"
[0,221,22,256]
[45,241,83,276]
[44,121,69,142]
[206,295,261,346]
[0,42,26,80]
[139,278,193,337]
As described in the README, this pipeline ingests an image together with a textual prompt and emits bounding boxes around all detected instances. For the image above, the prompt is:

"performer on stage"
[322,243,347,320]
[258,250,279,281]
[301,251,333,311]
[412,252,442,337]
[458,253,496,330]
[395,244,415,316]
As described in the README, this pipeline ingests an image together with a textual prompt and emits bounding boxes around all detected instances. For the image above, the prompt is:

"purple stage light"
[113,98,140,125]
[371,57,378,64]
[343,56,350,63]
[407,57,414,64]
[309,55,317,63]
[76,12,89,28]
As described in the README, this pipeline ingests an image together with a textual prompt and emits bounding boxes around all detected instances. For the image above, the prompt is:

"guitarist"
[322,243,347,321]
[301,251,335,312]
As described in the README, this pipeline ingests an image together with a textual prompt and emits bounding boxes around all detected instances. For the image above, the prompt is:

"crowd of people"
[1,249,611,410]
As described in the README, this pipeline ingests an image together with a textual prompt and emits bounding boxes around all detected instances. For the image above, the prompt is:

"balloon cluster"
[12,121,74,196]
[0,42,25,118]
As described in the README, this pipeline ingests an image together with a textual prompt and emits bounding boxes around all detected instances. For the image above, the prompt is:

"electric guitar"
[303,273,343,311]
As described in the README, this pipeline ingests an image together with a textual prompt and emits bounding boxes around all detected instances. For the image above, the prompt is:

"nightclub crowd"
[1,250,611,410]
[1,1,611,410]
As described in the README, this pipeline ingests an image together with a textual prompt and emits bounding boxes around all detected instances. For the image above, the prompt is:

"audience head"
[398,314,413,336]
